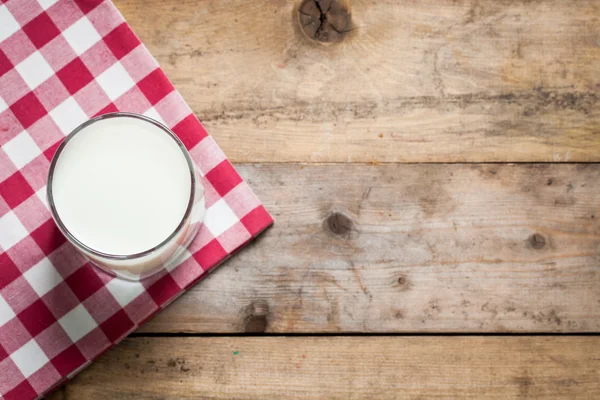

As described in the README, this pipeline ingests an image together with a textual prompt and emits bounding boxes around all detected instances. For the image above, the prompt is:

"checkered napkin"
[0,0,273,398]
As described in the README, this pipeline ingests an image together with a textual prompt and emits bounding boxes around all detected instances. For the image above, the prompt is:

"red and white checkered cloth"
[0,0,273,398]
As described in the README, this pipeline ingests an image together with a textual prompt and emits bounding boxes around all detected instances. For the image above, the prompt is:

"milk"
[48,114,205,280]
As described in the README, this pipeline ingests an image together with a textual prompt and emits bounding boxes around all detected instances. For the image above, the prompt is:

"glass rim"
[46,111,197,261]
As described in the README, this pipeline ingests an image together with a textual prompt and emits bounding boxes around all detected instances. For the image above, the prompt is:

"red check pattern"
[0,1,273,398]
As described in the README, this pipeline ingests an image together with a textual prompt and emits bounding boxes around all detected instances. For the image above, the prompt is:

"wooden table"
[51,0,600,398]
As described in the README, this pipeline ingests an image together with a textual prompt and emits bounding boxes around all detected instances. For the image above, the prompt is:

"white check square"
[166,249,192,272]
[0,5,19,43]
[2,130,42,169]
[191,195,206,223]
[10,339,49,378]
[58,304,98,342]
[36,186,49,209]
[143,107,166,126]
[37,0,60,10]
[0,95,7,114]
[105,278,145,307]
[0,211,28,250]
[204,199,238,237]
[62,17,101,56]
[24,258,64,297]
[15,52,55,90]
[96,62,135,101]
[49,97,88,135]
[0,295,16,327]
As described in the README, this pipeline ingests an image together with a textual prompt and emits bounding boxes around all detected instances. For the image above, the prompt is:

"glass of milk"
[47,112,205,281]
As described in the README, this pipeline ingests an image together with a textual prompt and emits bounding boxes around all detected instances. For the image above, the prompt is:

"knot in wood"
[298,0,353,44]
[395,274,409,291]
[529,233,546,250]
[326,211,354,235]
[244,300,269,333]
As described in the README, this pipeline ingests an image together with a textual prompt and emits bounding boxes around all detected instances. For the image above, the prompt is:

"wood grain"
[48,2,600,396]
[51,336,600,399]
[139,163,600,333]
[114,0,600,163]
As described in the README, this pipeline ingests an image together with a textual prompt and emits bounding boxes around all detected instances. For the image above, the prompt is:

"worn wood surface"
[137,163,600,333]
[115,0,600,163]
[50,337,600,399]
[55,0,600,398]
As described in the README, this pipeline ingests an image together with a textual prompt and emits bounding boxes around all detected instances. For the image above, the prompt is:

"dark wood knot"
[326,211,354,235]
[395,274,409,291]
[529,233,546,250]
[244,300,269,333]
[298,0,353,44]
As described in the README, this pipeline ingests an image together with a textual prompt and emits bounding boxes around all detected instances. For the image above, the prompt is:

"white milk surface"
[51,116,192,256]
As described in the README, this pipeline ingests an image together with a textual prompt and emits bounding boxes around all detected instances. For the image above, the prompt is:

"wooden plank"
[114,0,600,163]
[51,336,600,399]
[139,163,600,333]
